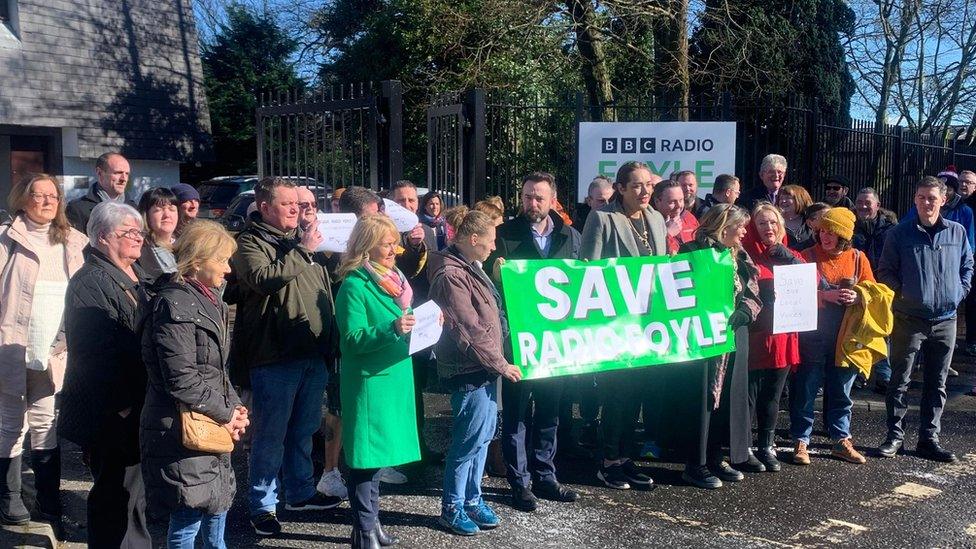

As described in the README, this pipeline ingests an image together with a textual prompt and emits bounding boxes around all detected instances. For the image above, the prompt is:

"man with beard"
[673,170,707,219]
[488,171,581,512]
[823,175,855,209]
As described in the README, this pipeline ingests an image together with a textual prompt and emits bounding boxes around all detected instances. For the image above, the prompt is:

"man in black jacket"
[738,154,787,210]
[66,152,135,233]
[488,171,582,512]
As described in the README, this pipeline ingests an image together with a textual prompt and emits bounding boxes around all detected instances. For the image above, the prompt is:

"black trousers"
[347,467,381,541]
[966,290,976,344]
[652,360,710,466]
[413,354,433,451]
[748,368,790,447]
[597,369,646,461]
[501,377,563,488]
[86,441,149,549]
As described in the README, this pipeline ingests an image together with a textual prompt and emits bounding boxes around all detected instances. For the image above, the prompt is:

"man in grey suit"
[579,161,667,490]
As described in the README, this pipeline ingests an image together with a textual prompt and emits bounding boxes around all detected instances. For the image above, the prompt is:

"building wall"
[0,0,212,163]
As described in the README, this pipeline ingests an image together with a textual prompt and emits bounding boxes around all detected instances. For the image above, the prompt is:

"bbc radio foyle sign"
[577,122,736,202]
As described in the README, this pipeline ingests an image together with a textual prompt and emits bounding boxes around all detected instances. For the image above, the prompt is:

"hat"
[820,207,855,241]
[938,166,959,192]
[170,183,200,203]
[824,174,850,189]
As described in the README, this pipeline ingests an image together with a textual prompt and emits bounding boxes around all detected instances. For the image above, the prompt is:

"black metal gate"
[256,81,402,191]
[425,90,485,205]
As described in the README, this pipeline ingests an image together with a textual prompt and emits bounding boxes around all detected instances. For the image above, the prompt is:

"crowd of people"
[0,151,972,548]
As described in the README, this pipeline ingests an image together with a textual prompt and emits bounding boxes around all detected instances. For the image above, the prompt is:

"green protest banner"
[500,248,736,380]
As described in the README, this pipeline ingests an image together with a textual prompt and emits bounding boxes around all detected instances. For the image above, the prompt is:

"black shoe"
[285,492,343,511]
[352,527,382,549]
[732,452,767,473]
[621,460,653,487]
[707,460,744,482]
[916,441,957,463]
[534,480,579,502]
[682,464,722,490]
[0,456,30,526]
[374,522,398,546]
[877,438,903,458]
[597,464,631,490]
[251,512,282,537]
[510,485,538,512]
[754,447,781,472]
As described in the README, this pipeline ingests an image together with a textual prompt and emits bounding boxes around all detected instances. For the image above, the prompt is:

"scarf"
[363,260,413,310]
[187,277,219,307]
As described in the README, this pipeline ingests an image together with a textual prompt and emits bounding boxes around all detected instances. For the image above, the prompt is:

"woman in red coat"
[742,203,803,472]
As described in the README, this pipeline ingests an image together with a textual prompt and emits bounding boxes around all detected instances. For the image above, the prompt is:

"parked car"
[197,175,321,219]
[218,185,332,234]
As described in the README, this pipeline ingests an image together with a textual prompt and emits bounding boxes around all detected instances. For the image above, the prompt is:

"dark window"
[0,3,9,23]
[0,1,19,38]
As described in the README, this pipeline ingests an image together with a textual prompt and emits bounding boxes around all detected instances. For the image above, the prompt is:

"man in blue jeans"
[877,176,974,463]
[231,177,342,536]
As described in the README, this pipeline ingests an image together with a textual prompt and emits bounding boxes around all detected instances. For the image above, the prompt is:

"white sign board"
[383,198,420,233]
[772,263,818,334]
[315,213,358,253]
[577,121,736,202]
[408,300,443,355]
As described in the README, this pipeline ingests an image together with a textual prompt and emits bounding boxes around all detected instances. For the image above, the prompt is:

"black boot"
[350,527,382,549]
[0,456,30,525]
[755,432,781,472]
[29,447,61,520]
[374,522,398,546]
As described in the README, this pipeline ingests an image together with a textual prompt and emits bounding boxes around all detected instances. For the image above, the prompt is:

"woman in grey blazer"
[579,161,667,490]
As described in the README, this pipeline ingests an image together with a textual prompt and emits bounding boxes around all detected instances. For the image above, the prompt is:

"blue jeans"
[167,508,227,549]
[789,363,858,443]
[249,359,328,515]
[442,383,497,510]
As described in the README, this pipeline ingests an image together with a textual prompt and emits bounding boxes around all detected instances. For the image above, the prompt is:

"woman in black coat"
[140,220,248,549]
[59,201,152,547]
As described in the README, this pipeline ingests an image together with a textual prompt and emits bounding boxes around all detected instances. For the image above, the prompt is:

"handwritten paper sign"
[383,199,420,232]
[315,213,358,253]
[772,263,818,334]
[408,300,443,355]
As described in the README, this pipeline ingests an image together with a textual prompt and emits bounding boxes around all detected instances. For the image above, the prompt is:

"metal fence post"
[464,88,486,204]
[256,92,265,178]
[891,126,904,211]
[807,97,820,190]
[381,80,404,187]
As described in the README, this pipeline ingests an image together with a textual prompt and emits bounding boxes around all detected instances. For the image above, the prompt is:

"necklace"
[629,214,652,252]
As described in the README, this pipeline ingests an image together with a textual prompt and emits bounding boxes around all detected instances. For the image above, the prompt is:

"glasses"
[113,228,144,241]
[298,201,314,209]
[29,193,60,203]
[825,185,842,191]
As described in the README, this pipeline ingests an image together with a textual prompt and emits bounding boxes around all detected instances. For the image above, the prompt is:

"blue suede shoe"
[463,500,500,529]
[439,506,480,536]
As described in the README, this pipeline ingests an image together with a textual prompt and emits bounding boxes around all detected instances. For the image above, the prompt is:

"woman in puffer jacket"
[140,220,249,549]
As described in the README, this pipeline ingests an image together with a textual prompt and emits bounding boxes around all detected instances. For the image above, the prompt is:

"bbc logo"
[602,137,656,154]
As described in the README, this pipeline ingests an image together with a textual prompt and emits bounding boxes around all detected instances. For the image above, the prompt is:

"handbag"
[179,403,234,453]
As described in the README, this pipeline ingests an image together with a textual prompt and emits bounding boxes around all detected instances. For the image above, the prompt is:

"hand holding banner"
[315,213,358,253]
[500,248,736,380]
[772,263,818,334]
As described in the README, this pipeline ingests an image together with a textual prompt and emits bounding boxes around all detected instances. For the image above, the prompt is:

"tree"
[201,4,304,175]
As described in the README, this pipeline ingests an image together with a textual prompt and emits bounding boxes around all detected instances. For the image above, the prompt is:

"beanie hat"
[938,166,959,192]
[820,207,855,241]
[170,183,200,203]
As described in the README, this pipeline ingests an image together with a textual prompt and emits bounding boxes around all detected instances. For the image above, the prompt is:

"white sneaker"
[316,468,348,499]
[377,467,408,484]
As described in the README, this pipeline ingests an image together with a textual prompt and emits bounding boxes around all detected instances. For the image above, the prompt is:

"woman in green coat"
[335,214,421,549]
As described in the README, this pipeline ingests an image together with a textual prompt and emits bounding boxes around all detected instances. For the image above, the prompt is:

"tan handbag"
[179,404,234,454]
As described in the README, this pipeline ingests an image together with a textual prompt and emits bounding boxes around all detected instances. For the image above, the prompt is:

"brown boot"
[486,439,507,477]
[793,441,811,466]
[831,438,866,464]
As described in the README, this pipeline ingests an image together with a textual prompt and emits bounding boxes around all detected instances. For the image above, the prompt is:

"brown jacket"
[0,216,87,397]
[428,247,507,380]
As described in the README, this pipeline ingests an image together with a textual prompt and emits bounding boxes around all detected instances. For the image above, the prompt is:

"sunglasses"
[825,185,843,191]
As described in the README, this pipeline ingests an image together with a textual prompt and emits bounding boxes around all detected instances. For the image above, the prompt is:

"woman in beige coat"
[0,174,86,528]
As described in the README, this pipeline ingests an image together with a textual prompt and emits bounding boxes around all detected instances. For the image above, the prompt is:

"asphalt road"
[5,362,976,548]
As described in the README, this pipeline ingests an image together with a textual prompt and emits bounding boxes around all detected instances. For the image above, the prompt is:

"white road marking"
[860,481,943,509]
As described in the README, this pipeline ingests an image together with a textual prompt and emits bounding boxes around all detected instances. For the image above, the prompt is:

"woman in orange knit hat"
[790,207,875,466]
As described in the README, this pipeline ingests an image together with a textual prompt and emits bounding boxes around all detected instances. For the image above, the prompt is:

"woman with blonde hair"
[659,204,762,489]
[334,214,420,548]
[741,203,804,472]
[430,206,522,535]
[140,219,248,548]
[0,174,86,529]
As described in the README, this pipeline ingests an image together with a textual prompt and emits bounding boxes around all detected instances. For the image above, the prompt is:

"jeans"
[886,314,956,443]
[347,467,381,541]
[249,359,328,515]
[167,508,227,549]
[789,364,858,443]
[442,383,497,510]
